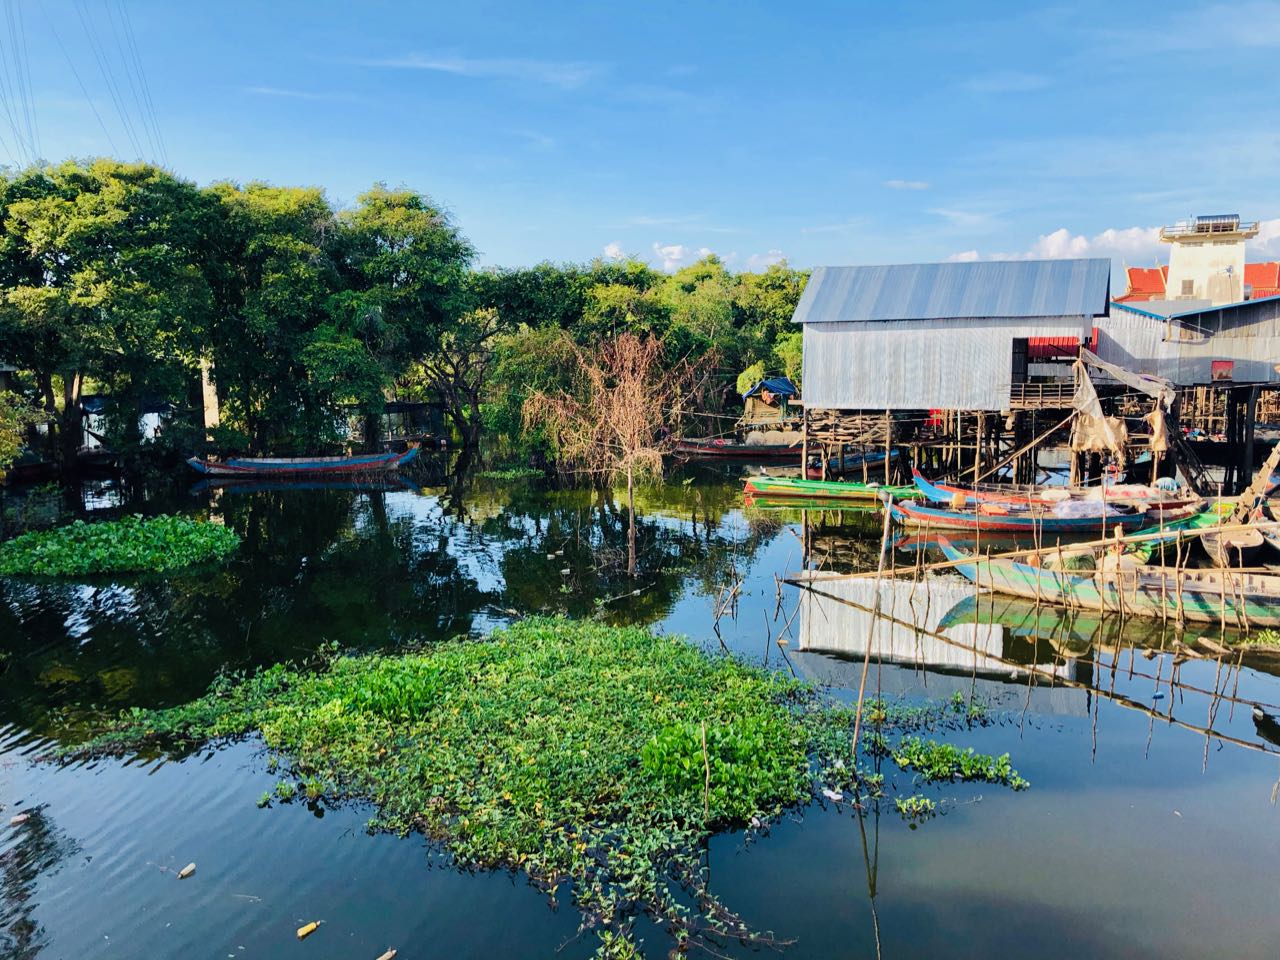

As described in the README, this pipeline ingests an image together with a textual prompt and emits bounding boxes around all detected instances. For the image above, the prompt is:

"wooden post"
[801,406,809,480]
[884,409,891,484]
[973,412,984,485]
[1244,384,1259,492]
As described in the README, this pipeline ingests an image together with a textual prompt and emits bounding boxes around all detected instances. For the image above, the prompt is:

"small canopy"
[743,377,798,399]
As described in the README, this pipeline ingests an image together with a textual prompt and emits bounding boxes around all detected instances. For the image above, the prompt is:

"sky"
[9,0,1280,276]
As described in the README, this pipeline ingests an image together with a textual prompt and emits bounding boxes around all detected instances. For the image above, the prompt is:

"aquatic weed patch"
[476,465,543,481]
[0,515,240,577]
[71,619,1027,957]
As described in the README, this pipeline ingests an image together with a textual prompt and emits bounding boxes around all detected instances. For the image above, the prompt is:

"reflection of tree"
[0,809,79,960]
[0,467,791,742]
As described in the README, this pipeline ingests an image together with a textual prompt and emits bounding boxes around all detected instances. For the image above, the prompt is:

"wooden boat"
[911,469,1198,510]
[186,446,420,477]
[889,498,1149,534]
[937,535,1280,627]
[674,437,801,461]
[1200,527,1266,567]
[743,476,920,502]
[806,449,899,480]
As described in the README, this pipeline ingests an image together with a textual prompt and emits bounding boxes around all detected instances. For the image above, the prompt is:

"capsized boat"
[743,476,921,502]
[911,468,1199,510]
[186,446,420,477]
[890,498,1149,534]
[937,535,1280,627]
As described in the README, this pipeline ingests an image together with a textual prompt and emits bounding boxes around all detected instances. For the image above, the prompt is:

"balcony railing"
[1009,381,1075,409]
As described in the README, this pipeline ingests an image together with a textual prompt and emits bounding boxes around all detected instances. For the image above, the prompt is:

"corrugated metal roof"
[792,258,1112,324]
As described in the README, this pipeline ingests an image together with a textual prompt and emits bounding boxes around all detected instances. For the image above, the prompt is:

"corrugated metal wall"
[802,317,1089,410]
[1096,306,1280,384]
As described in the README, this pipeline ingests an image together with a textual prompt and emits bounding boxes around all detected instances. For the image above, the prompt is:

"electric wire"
[73,0,143,158]
[42,1,120,158]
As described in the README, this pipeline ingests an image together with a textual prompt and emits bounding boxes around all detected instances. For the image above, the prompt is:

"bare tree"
[524,333,705,576]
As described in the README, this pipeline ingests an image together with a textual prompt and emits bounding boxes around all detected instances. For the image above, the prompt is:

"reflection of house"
[791,576,1086,714]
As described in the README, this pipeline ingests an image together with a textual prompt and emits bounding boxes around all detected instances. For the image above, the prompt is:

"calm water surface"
[2,460,1279,959]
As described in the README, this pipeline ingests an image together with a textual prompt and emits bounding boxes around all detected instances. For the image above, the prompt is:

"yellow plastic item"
[375,951,398,960]
[296,921,320,940]
[177,862,196,880]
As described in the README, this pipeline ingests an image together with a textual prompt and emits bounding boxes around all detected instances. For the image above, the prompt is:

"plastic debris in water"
[822,788,843,802]
[9,813,29,826]
[375,950,398,960]
[296,921,320,940]
[177,863,196,880]
[560,568,570,576]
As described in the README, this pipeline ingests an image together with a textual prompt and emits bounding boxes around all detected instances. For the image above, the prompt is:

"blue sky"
[12,1,1280,272]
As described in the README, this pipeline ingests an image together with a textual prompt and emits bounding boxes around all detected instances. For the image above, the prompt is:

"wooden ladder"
[1230,439,1280,523]
[1171,426,1213,496]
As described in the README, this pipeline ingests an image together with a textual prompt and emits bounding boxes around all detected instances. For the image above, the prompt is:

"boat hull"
[186,446,420,477]
[891,499,1149,534]
[911,468,1197,510]
[675,439,801,461]
[744,476,919,501]
[938,536,1280,627]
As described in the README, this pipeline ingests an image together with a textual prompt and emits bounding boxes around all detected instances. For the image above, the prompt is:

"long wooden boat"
[937,535,1280,627]
[890,498,1149,534]
[743,476,920,502]
[674,438,801,461]
[186,446,420,477]
[806,449,898,480]
[911,469,1198,510]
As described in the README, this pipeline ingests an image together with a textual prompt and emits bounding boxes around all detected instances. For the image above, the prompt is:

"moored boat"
[674,437,802,461]
[743,475,920,501]
[890,498,1149,534]
[911,468,1198,510]
[186,446,420,477]
[937,535,1280,627]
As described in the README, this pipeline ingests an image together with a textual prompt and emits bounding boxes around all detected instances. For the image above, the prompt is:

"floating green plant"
[69,618,1027,957]
[0,515,240,577]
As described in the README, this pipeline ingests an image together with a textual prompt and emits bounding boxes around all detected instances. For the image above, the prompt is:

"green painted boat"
[938,535,1280,627]
[743,476,921,502]
[1126,500,1232,562]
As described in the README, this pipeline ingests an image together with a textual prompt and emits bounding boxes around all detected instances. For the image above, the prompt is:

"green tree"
[338,185,474,446]
[0,389,37,479]
[202,181,343,452]
[0,160,217,466]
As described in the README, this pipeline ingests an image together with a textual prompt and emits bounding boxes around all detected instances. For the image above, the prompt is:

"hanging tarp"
[1077,348,1176,411]
[742,377,798,399]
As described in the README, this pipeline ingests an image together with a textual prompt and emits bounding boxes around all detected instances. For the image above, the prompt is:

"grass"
[70,618,1027,957]
[0,514,240,577]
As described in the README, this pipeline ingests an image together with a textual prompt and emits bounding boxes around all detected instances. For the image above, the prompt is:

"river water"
[2,460,1279,959]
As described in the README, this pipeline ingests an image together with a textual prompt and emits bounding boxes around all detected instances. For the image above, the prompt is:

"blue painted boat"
[186,446,420,477]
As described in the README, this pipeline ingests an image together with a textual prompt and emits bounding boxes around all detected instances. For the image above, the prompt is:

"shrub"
[0,514,240,576]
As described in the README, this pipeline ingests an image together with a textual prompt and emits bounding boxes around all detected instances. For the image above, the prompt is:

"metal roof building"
[793,258,1112,410]
[1097,295,1280,385]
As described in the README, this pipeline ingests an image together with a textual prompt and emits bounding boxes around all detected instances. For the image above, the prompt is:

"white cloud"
[352,54,601,89]
[603,241,624,260]
[244,86,358,102]
[652,242,690,271]
[745,249,785,271]
[953,224,1171,265]
[1252,218,1280,257]
[930,208,997,230]
[947,250,980,262]
[962,71,1050,94]
[1122,2,1280,52]
[884,179,929,191]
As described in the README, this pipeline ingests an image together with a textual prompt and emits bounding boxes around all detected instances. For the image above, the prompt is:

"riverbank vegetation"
[0,158,806,473]
[0,514,239,576]
[71,618,1027,957]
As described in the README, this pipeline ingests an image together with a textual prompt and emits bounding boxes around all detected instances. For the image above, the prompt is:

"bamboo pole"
[974,414,1073,484]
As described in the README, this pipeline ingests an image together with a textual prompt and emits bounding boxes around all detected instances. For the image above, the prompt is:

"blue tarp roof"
[743,376,798,398]
[792,258,1112,324]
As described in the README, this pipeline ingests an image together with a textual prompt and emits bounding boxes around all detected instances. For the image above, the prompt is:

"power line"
[74,0,143,158]
[114,0,165,165]
[103,0,158,162]
[42,2,119,159]
[11,0,38,159]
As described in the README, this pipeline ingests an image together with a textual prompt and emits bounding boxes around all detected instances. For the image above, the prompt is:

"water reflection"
[0,798,78,960]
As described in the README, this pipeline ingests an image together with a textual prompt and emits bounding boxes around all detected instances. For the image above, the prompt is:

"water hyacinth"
[68,618,1028,957]
[0,514,240,577]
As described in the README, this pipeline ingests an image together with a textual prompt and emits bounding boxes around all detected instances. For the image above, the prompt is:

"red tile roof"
[1245,262,1280,298]
[1115,265,1168,302]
